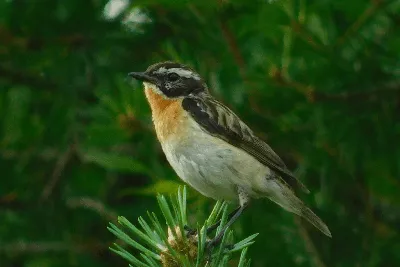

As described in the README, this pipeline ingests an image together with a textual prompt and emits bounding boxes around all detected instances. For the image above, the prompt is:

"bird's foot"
[205,234,230,263]
[184,225,197,236]
[184,224,220,236]
[206,234,223,252]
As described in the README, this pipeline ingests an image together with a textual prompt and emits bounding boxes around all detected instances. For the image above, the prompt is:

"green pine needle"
[108,186,257,266]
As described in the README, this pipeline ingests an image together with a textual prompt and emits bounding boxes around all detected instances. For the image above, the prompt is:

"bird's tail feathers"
[267,190,332,237]
[297,203,332,237]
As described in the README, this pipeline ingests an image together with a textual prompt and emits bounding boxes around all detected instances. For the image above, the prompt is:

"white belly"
[161,117,272,202]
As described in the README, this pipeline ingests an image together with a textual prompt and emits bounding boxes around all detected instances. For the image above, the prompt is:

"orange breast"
[144,87,186,142]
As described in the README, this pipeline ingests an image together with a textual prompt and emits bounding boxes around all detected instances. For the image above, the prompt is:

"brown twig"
[335,0,384,47]
[0,25,89,51]
[218,19,246,78]
[0,240,107,254]
[290,21,326,52]
[40,144,76,201]
[0,65,57,90]
[270,68,400,102]
[313,80,400,102]
[1,147,60,160]
[66,196,118,222]
[269,68,315,101]
[295,217,328,267]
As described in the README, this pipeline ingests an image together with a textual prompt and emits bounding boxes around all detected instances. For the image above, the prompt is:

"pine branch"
[108,186,256,266]
[218,19,246,79]
[0,65,57,90]
[269,67,400,102]
[40,144,76,201]
[335,0,389,47]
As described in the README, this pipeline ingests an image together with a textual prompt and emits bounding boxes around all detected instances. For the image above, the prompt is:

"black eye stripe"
[167,72,179,81]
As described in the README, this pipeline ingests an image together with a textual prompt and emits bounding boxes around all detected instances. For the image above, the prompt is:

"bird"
[128,61,332,247]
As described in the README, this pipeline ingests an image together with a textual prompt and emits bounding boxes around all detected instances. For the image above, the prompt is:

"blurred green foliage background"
[1,0,400,266]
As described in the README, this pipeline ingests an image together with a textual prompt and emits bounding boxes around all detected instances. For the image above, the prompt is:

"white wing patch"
[155,67,201,80]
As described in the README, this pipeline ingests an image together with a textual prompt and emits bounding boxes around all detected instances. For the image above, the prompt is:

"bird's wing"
[182,94,309,193]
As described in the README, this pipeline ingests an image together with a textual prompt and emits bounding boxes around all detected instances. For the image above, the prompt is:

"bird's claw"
[206,236,222,252]
[184,225,197,236]
[205,236,230,263]
[184,224,219,236]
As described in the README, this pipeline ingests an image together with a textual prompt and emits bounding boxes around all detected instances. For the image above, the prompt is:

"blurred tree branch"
[218,19,246,78]
[66,196,118,222]
[40,144,76,201]
[0,25,89,50]
[335,0,389,47]
[0,65,56,90]
[269,67,400,102]
[313,81,400,102]
[290,21,326,53]
[0,240,108,254]
[295,218,328,267]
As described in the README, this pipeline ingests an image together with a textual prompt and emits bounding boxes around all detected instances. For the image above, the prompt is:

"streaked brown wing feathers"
[182,94,309,193]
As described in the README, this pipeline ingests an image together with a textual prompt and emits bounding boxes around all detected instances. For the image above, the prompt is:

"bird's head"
[128,61,207,98]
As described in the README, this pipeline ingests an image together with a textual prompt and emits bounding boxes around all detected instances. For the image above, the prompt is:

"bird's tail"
[266,184,332,237]
[297,202,332,237]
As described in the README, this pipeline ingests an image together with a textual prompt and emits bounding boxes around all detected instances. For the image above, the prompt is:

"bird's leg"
[206,204,247,250]
[207,188,250,251]
[184,207,240,237]
[206,206,241,234]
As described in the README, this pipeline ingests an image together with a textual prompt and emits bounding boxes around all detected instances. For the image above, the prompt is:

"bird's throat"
[144,86,177,116]
[144,86,184,142]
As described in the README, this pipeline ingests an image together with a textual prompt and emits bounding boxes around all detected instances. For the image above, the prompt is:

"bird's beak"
[128,72,157,84]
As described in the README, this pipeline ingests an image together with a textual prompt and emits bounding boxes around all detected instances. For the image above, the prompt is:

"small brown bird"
[129,61,331,247]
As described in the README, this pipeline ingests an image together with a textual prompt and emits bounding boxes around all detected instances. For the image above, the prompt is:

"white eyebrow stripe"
[155,67,201,80]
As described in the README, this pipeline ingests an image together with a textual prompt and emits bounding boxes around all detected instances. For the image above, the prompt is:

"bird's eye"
[167,73,179,82]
